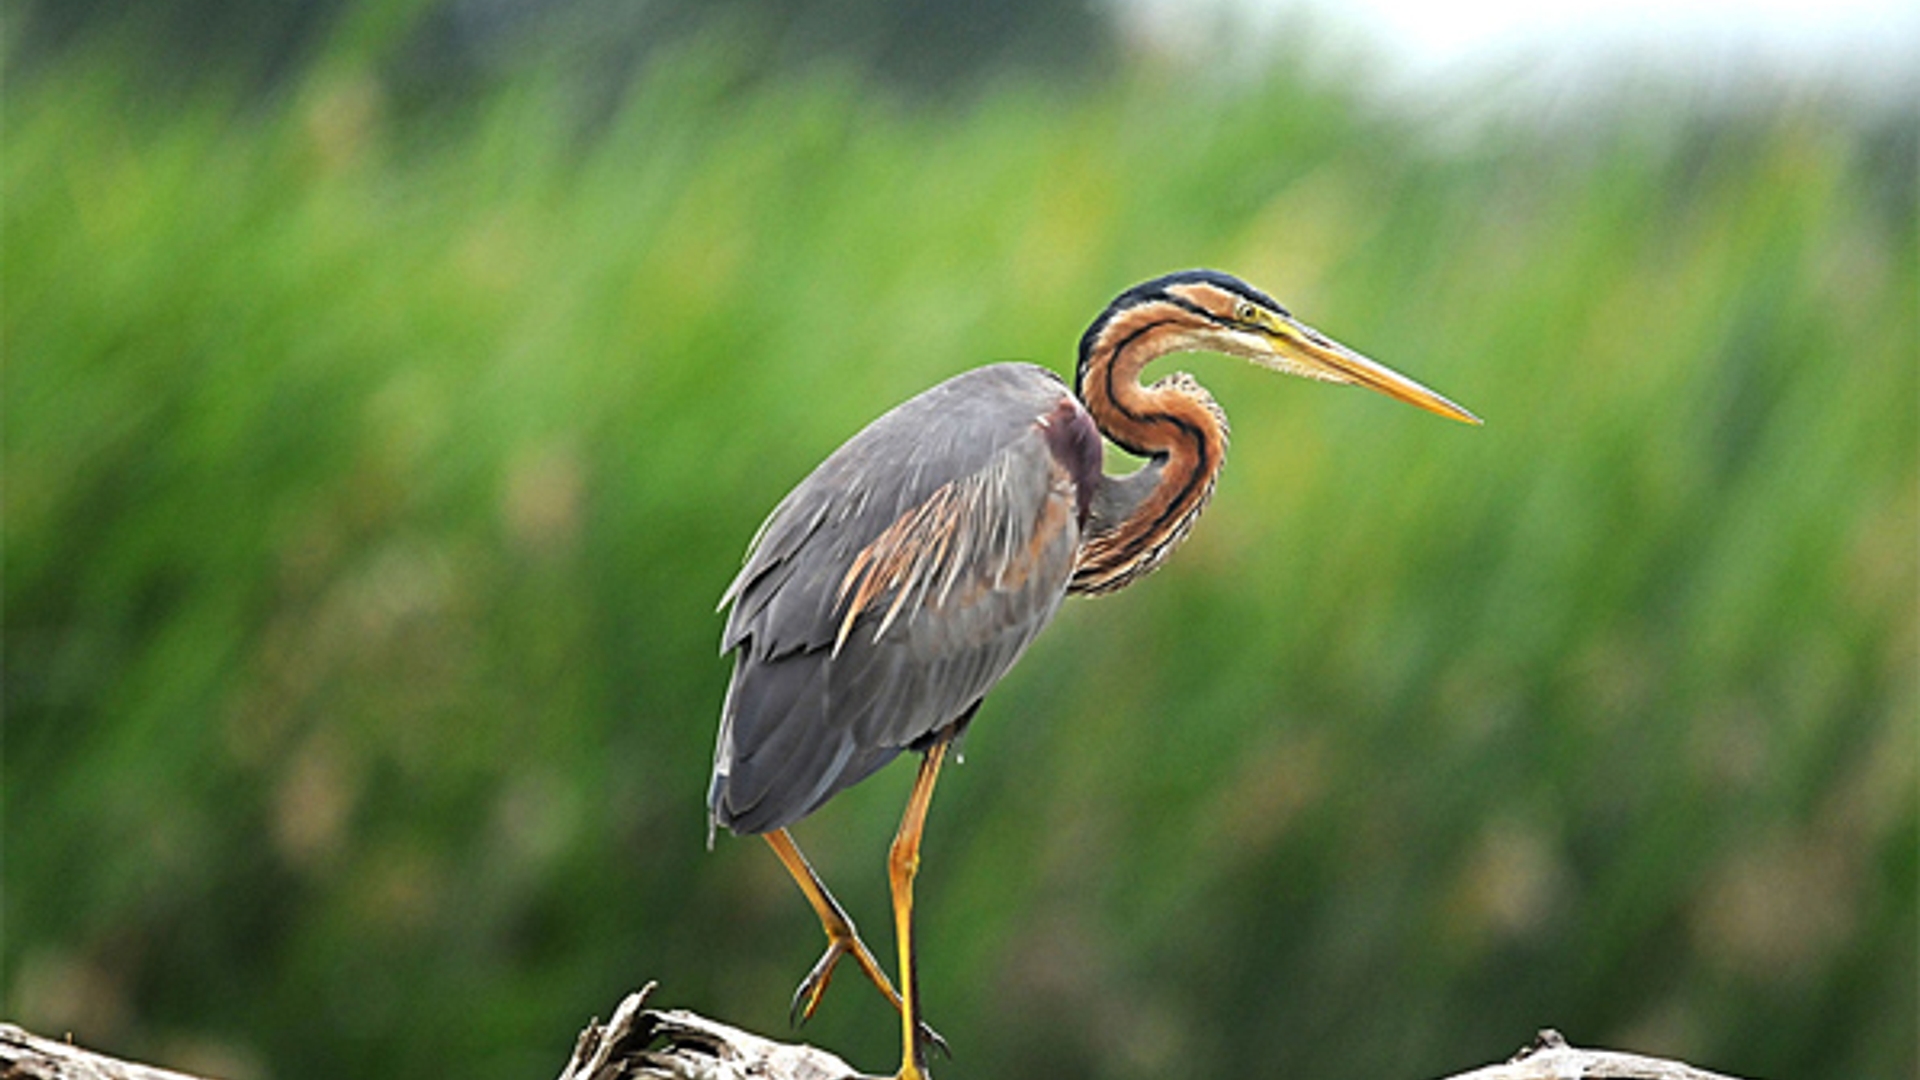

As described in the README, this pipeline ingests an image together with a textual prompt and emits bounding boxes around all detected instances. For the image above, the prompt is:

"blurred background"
[5,1,1915,1078]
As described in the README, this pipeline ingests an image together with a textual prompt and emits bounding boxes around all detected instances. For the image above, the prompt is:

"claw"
[920,1021,951,1060]
[786,939,948,1057]
[789,941,843,1026]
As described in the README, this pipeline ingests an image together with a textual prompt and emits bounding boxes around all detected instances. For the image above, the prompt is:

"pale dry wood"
[1438,1029,1756,1080]
[555,983,869,1080]
[0,1023,215,1080]
[0,991,1758,1080]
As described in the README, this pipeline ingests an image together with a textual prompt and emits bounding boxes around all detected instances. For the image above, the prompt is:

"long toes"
[789,944,845,1027]
[918,1020,951,1059]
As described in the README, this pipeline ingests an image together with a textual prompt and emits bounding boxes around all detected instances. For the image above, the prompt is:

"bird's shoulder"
[720,362,1081,650]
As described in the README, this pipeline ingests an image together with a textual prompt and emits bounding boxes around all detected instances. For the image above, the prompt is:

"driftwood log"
[0,1024,214,1080]
[2,984,1756,1080]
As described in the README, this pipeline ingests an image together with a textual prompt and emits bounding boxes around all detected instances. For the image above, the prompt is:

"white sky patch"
[1115,0,1920,102]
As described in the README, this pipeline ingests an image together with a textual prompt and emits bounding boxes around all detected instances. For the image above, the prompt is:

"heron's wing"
[711,363,1087,835]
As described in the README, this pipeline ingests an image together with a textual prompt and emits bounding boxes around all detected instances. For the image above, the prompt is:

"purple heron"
[708,269,1478,1078]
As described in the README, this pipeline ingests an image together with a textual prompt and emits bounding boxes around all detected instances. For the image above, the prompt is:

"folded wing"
[711,363,1089,835]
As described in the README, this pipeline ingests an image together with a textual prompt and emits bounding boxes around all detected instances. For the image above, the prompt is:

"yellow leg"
[888,741,949,1080]
[763,828,949,1056]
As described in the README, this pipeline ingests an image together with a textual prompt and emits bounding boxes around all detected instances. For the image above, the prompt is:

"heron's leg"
[762,829,897,1019]
[888,740,949,1080]
[763,829,951,1056]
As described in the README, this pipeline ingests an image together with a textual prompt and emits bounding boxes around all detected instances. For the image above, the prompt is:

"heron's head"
[1077,269,1480,425]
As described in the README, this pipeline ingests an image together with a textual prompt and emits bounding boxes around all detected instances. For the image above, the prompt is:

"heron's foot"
[789,940,949,1059]
[787,939,848,1027]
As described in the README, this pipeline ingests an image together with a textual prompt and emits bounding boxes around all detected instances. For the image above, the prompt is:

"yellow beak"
[1264,315,1482,425]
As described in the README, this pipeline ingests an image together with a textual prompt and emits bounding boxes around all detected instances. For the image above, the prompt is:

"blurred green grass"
[6,31,1916,1080]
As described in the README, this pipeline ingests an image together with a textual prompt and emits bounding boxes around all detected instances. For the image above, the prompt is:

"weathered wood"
[1,991,1759,1080]
[555,983,868,1080]
[1437,1029,1755,1080]
[0,1023,216,1080]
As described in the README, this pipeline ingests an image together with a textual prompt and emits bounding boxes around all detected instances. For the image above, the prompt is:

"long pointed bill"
[1267,316,1482,425]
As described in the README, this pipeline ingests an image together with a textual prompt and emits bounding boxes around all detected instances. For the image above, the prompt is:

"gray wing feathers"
[711,364,1082,835]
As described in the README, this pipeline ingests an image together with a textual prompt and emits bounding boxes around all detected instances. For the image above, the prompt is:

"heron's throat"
[1070,314,1229,595]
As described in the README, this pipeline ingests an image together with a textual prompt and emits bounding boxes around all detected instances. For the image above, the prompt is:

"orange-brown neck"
[1070,302,1230,595]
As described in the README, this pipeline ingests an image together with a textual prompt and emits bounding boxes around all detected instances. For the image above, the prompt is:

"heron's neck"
[1070,310,1229,595]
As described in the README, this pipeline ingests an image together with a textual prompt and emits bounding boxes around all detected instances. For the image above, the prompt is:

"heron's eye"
[1233,300,1259,324]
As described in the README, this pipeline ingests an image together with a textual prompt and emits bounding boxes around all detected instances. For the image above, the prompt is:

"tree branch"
[0,988,1758,1080]
[1,1023,218,1080]
[555,983,866,1080]
[1436,1029,1754,1080]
